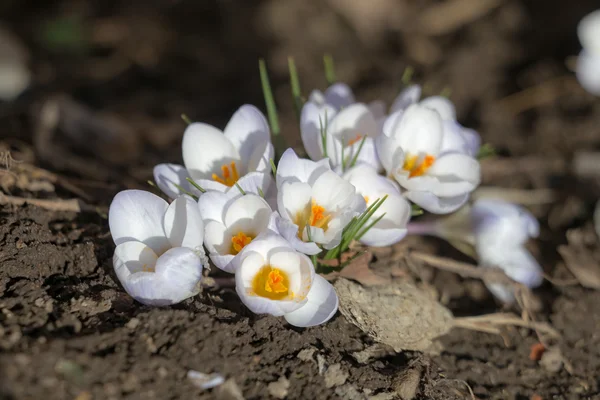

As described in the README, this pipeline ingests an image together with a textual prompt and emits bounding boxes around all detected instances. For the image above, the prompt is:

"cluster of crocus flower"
[577,9,600,96]
[108,79,545,325]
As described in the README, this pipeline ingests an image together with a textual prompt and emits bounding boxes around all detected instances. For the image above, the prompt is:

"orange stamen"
[212,161,240,186]
[231,232,254,255]
[251,266,290,300]
[348,134,363,146]
[402,154,435,178]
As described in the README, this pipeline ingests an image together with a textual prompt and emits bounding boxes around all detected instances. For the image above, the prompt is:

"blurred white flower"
[199,191,273,273]
[471,199,544,303]
[343,164,411,246]
[376,104,480,214]
[275,149,366,252]
[109,190,205,306]
[233,233,338,327]
[301,84,381,172]
[577,9,600,96]
[154,105,274,198]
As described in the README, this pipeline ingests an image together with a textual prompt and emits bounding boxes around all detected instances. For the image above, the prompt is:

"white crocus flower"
[153,105,274,198]
[388,85,480,157]
[343,164,411,246]
[471,200,543,303]
[109,190,205,306]
[301,86,381,173]
[275,149,366,253]
[577,9,600,96]
[198,191,273,273]
[376,104,481,214]
[233,233,338,327]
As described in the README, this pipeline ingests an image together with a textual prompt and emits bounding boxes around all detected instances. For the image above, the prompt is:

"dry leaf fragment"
[334,278,453,353]
[558,229,600,290]
[323,251,390,286]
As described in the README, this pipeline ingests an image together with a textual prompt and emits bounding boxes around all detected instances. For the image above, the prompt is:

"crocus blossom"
[154,105,274,198]
[275,149,366,252]
[199,191,273,273]
[109,190,205,306]
[233,233,338,327]
[376,104,481,214]
[343,164,411,246]
[577,9,600,96]
[471,199,544,303]
[301,85,381,172]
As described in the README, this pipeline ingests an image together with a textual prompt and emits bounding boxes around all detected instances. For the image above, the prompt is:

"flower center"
[402,154,435,178]
[251,265,290,300]
[347,134,363,146]
[141,264,155,273]
[295,200,332,240]
[230,232,254,255]
[212,161,240,187]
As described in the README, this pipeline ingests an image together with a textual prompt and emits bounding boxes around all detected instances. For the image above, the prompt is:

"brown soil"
[1,1,600,399]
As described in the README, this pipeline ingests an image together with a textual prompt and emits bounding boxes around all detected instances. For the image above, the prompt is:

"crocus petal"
[209,253,235,273]
[232,232,294,269]
[390,84,421,113]
[115,246,203,306]
[198,191,232,224]
[223,105,270,167]
[234,171,272,196]
[308,89,325,105]
[278,181,312,220]
[462,128,481,157]
[273,214,321,255]
[420,96,456,121]
[485,282,516,304]
[182,122,240,181]
[109,190,171,255]
[113,241,158,285]
[405,191,469,214]
[328,103,378,142]
[204,220,229,257]
[478,245,544,289]
[358,194,410,247]
[163,195,204,250]
[393,104,444,156]
[375,131,404,174]
[368,100,386,120]
[153,163,190,199]
[349,137,382,171]
[248,142,275,175]
[224,194,272,235]
[300,101,337,161]
[324,82,355,110]
[311,170,358,212]
[276,148,332,187]
[578,9,600,56]
[284,275,339,327]
[426,153,481,196]
[576,51,600,96]
[268,250,314,297]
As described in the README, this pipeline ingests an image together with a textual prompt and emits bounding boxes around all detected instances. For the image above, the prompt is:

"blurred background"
[0,0,599,198]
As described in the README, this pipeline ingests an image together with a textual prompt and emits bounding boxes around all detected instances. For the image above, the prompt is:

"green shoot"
[173,183,199,201]
[270,158,277,176]
[185,177,206,193]
[411,204,424,217]
[401,66,414,86]
[235,183,247,195]
[356,213,386,240]
[348,135,367,168]
[324,54,336,85]
[258,187,265,198]
[181,114,192,125]
[259,59,280,136]
[477,143,496,160]
[147,180,158,189]
[288,57,303,119]
[440,87,452,98]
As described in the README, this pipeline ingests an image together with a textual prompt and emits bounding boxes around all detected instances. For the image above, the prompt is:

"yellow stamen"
[348,134,363,146]
[363,195,369,205]
[141,264,155,272]
[212,161,240,186]
[402,154,435,178]
[294,200,332,240]
[251,265,290,300]
[231,232,254,255]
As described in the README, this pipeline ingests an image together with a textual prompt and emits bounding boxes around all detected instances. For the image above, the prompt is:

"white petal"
[301,101,336,161]
[224,194,272,235]
[278,181,312,220]
[116,246,203,306]
[274,214,321,255]
[324,82,355,109]
[308,89,325,105]
[576,51,600,96]
[233,232,294,266]
[349,136,382,172]
[153,163,190,199]
[359,226,407,247]
[204,220,229,255]
[108,190,171,254]
[485,282,515,304]
[162,195,204,250]
[420,96,456,121]
[462,127,481,157]
[578,9,600,56]
[368,100,386,120]
[182,123,241,180]
[390,84,421,113]
[209,253,236,273]
[311,170,357,212]
[478,245,543,288]
[328,103,378,141]
[248,141,275,175]
[276,148,331,187]
[440,121,471,155]
[394,104,444,156]
[198,191,232,223]
[284,275,339,327]
[358,193,410,247]
[426,153,481,195]
[113,241,158,284]
[223,105,270,166]
[343,164,401,198]
[405,191,469,214]
[375,131,404,174]
[231,171,272,196]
